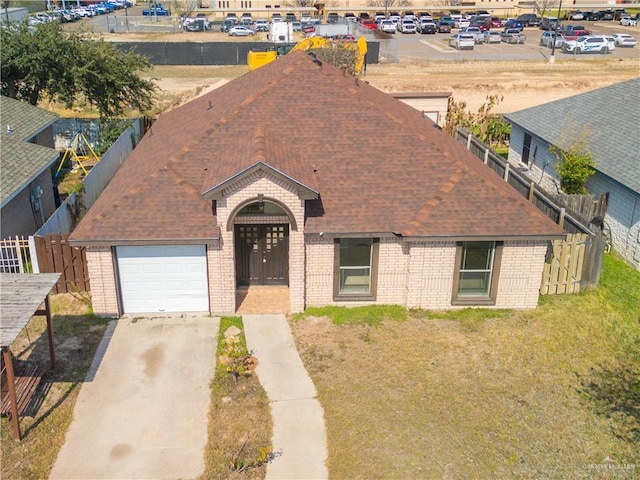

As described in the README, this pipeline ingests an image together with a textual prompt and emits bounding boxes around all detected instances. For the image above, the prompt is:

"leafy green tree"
[551,138,595,194]
[445,95,512,148]
[1,21,155,119]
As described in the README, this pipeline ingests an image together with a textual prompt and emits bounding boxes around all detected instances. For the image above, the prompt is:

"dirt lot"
[141,56,640,115]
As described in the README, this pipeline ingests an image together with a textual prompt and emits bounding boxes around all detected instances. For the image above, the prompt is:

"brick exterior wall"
[85,168,550,314]
[86,246,119,317]
[215,170,306,313]
[496,240,548,308]
[304,237,546,310]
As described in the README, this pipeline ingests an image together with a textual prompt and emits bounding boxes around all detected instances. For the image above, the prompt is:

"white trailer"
[269,22,294,43]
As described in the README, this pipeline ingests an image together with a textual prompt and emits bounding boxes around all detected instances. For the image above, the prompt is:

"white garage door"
[116,245,209,313]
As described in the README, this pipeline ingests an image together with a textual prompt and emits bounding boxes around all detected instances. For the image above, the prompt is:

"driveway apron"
[243,314,328,480]
[49,314,219,480]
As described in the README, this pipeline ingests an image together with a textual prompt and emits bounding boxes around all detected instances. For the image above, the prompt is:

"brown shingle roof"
[71,51,563,244]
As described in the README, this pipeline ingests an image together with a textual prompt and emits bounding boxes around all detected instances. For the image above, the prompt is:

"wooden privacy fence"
[34,234,89,294]
[454,126,607,294]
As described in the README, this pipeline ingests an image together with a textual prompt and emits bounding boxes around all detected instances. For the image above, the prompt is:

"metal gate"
[235,225,289,286]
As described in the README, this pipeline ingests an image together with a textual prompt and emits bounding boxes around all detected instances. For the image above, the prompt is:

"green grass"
[291,252,640,478]
[293,304,407,326]
[199,316,273,480]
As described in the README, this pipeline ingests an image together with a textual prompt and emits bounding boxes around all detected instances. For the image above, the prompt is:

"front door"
[235,225,289,286]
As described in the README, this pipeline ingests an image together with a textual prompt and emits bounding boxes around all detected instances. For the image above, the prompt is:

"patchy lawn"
[199,316,272,480]
[1,294,110,480]
[291,252,639,479]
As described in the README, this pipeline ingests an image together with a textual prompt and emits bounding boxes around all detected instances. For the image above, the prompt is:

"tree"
[445,95,511,148]
[534,0,559,19]
[551,136,595,194]
[1,21,155,119]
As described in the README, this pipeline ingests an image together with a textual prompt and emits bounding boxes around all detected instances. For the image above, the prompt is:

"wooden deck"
[1,358,44,417]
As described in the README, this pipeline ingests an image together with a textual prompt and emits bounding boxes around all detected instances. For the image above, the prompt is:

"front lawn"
[291,252,639,478]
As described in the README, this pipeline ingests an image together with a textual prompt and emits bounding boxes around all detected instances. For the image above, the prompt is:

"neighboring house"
[1,96,60,239]
[505,78,640,270]
[390,92,452,127]
[69,51,563,317]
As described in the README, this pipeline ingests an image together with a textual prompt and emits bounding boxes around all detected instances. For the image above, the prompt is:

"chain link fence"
[95,14,182,34]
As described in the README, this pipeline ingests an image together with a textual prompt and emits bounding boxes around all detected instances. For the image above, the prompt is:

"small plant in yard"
[219,337,257,384]
[551,129,596,194]
[200,316,273,479]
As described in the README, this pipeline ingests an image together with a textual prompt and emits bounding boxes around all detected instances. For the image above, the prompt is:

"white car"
[539,31,565,48]
[611,33,637,47]
[398,19,417,33]
[461,26,484,43]
[378,20,396,33]
[620,16,638,27]
[449,33,475,50]
[228,26,256,36]
[563,35,615,54]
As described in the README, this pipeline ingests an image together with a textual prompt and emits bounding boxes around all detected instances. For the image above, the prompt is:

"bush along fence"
[454,126,608,295]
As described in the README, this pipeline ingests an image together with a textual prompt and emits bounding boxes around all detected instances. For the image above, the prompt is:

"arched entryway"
[232,200,291,287]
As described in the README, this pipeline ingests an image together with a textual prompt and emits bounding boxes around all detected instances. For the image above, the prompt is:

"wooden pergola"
[0,273,60,441]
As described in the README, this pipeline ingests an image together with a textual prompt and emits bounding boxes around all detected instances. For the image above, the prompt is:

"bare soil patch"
[143,58,640,115]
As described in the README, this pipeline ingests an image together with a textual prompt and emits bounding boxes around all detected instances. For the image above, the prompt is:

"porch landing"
[236,286,290,315]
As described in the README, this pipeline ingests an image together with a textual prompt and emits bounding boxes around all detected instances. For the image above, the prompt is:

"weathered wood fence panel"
[34,234,89,294]
[454,126,607,294]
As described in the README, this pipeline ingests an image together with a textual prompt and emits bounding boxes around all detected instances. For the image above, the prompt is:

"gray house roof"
[0,96,59,207]
[504,78,640,194]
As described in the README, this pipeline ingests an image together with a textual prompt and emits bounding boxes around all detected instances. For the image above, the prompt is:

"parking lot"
[388,22,640,62]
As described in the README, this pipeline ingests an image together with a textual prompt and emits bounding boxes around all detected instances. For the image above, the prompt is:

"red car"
[361,19,377,29]
[490,16,503,28]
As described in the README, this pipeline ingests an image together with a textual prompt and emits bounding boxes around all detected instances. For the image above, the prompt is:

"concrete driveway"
[50,314,219,480]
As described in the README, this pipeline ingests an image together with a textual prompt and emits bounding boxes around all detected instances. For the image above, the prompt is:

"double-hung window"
[453,241,502,305]
[334,238,378,300]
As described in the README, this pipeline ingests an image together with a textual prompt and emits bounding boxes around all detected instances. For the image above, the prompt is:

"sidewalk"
[242,314,328,480]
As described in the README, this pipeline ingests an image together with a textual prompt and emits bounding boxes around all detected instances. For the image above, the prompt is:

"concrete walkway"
[243,314,328,480]
[50,314,219,480]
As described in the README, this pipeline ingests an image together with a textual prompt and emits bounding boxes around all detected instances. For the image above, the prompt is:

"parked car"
[483,30,502,43]
[220,19,235,32]
[361,19,377,29]
[611,33,637,47]
[454,17,470,29]
[438,16,455,27]
[228,25,256,36]
[620,16,638,27]
[490,16,503,28]
[501,28,526,43]
[598,10,614,21]
[461,26,484,43]
[566,10,585,21]
[254,19,268,32]
[449,33,475,50]
[398,19,417,33]
[560,25,591,41]
[436,21,452,33]
[291,21,302,32]
[378,19,396,33]
[183,17,210,31]
[563,35,615,53]
[418,21,437,34]
[503,19,523,31]
[517,13,540,26]
[539,31,565,48]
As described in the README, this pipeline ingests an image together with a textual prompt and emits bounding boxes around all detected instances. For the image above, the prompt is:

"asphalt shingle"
[0,96,59,206]
[505,78,640,193]
[71,52,563,244]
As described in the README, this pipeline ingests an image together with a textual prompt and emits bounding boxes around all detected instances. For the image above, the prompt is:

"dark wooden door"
[235,225,289,286]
